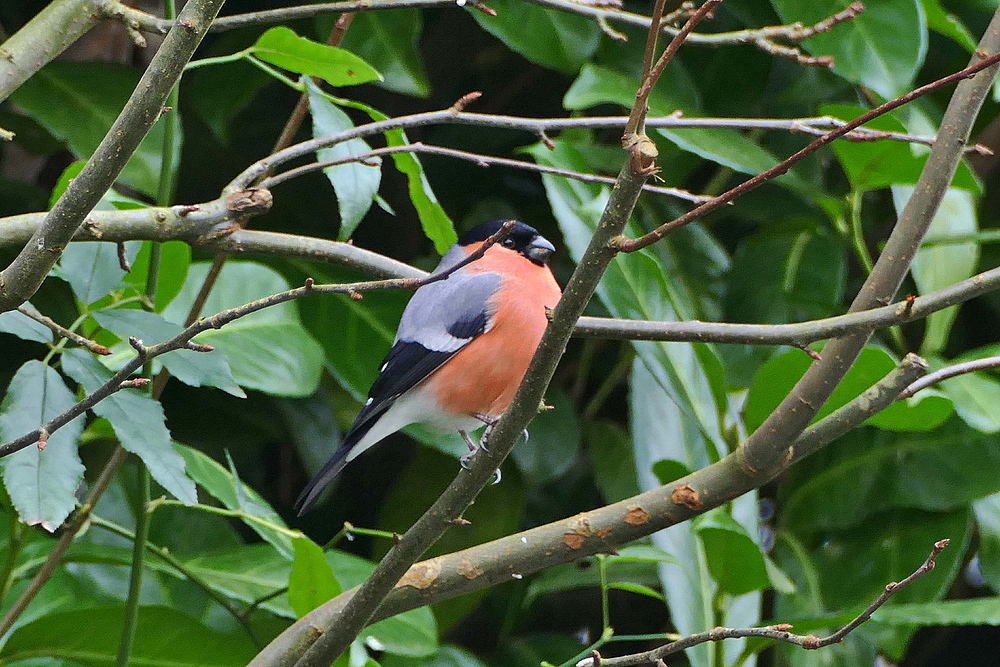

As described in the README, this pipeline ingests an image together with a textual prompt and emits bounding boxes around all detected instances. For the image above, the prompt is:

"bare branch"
[16,304,112,355]
[261,142,714,204]
[580,539,948,667]
[899,354,1000,399]
[254,354,928,661]
[613,49,1000,252]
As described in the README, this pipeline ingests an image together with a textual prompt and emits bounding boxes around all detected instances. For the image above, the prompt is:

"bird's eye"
[502,238,516,248]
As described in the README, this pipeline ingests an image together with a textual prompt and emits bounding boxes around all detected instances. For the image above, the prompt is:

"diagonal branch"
[253,354,928,660]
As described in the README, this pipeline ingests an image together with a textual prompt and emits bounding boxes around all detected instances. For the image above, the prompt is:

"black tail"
[294,442,353,515]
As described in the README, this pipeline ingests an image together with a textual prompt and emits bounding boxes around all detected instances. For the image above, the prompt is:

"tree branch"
[580,538,949,666]
[899,354,1000,399]
[252,354,927,663]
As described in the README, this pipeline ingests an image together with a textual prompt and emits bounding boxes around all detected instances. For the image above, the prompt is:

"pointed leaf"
[252,27,381,86]
[0,361,85,530]
[289,536,342,617]
[92,308,244,397]
[308,82,381,238]
[61,349,197,504]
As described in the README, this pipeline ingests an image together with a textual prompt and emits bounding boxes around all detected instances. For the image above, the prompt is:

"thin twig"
[16,305,112,355]
[261,142,714,204]
[580,539,949,666]
[899,354,1000,398]
[613,49,1000,252]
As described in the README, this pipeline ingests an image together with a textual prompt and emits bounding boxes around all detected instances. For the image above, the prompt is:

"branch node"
[128,337,149,358]
[537,130,556,151]
[596,17,628,42]
[796,344,822,361]
[185,341,216,353]
[37,428,49,452]
[120,377,151,389]
[225,187,273,216]
[304,277,315,289]
[471,2,497,17]
[450,91,482,113]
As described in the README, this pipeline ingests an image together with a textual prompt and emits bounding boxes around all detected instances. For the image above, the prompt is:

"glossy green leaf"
[0,605,256,666]
[586,421,639,504]
[511,387,580,485]
[744,346,953,433]
[897,186,979,354]
[780,419,999,530]
[921,0,977,51]
[940,370,1000,433]
[8,62,173,196]
[252,27,382,86]
[161,261,324,398]
[0,307,52,344]
[772,0,927,99]
[308,82,381,238]
[175,442,296,559]
[0,361,84,531]
[382,645,487,667]
[338,10,430,97]
[93,308,245,398]
[564,64,801,187]
[525,555,664,606]
[810,509,967,611]
[124,240,192,312]
[974,492,1000,594]
[62,349,197,504]
[472,0,599,73]
[289,536,341,617]
[320,96,455,253]
[693,508,771,596]
[874,598,1000,625]
[651,458,691,486]
[824,104,926,191]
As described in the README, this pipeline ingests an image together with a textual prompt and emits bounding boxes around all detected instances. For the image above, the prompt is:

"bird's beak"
[525,236,555,265]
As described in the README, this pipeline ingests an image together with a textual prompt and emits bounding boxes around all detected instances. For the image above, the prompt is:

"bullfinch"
[295,219,561,514]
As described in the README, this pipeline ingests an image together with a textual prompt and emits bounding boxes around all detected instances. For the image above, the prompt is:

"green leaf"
[124,240,192,312]
[471,0,599,73]
[175,442,296,558]
[823,104,927,191]
[874,598,1000,625]
[511,387,580,485]
[940,370,1000,433]
[93,308,245,398]
[744,346,953,433]
[525,555,663,606]
[899,187,979,354]
[289,536,341,617]
[564,64,806,189]
[921,0,977,52]
[54,242,139,305]
[772,0,927,99]
[609,544,679,566]
[651,459,691,486]
[8,62,174,196]
[324,96,455,251]
[0,307,52,344]
[607,582,665,601]
[365,606,439,657]
[809,509,967,610]
[693,508,771,596]
[252,27,381,86]
[780,419,999,530]
[974,492,1000,594]
[0,605,256,666]
[0,361,85,531]
[586,421,639,504]
[308,82,381,238]
[161,261,324,398]
[61,349,198,504]
[337,10,430,97]
[382,645,487,667]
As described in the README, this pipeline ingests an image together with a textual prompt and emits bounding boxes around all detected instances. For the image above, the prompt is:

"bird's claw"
[491,467,502,485]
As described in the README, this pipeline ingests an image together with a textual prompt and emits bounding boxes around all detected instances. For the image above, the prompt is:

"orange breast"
[422,245,561,419]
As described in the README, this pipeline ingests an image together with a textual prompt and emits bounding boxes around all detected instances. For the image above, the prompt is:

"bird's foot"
[474,413,499,451]
[491,467,502,485]
[459,430,477,469]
